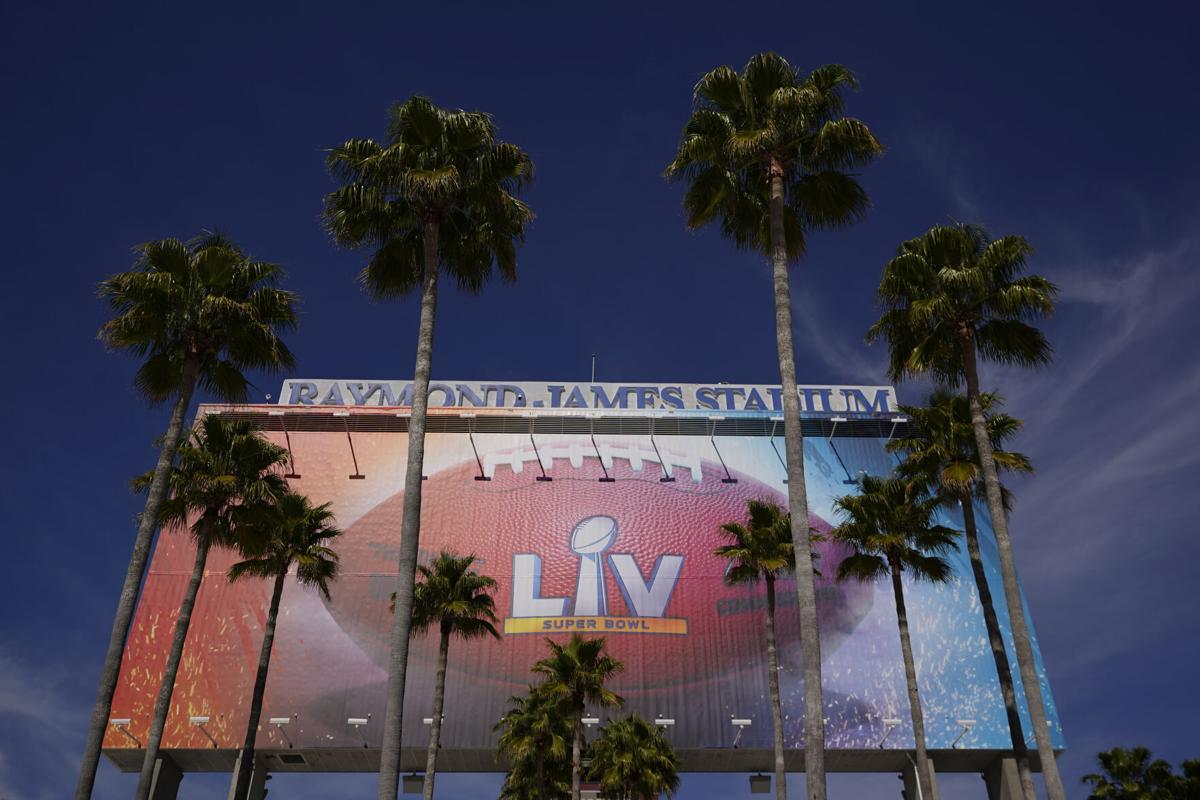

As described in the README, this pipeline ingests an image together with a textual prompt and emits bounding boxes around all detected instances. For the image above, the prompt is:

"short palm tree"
[831,475,958,800]
[227,492,340,800]
[588,713,680,800]
[133,417,288,799]
[1082,746,1177,799]
[323,96,533,800]
[889,389,1037,800]
[867,222,1065,799]
[715,500,797,800]
[532,634,624,800]
[410,553,500,800]
[495,685,573,800]
[665,53,882,800]
[81,233,296,800]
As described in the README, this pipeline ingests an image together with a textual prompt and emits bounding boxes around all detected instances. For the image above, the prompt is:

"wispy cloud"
[0,648,91,800]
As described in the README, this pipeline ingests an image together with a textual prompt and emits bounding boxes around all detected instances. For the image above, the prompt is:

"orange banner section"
[504,616,689,635]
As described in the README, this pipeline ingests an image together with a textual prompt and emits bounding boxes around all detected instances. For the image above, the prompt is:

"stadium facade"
[103,379,1062,799]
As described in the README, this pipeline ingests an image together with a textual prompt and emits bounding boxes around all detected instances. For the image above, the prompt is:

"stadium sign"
[279,379,897,414]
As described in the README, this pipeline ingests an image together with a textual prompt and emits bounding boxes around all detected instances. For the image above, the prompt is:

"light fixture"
[402,773,423,794]
[581,717,600,727]
[270,717,294,748]
[190,716,218,748]
[654,717,675,727]
[110,718,141,747]
[951,719,977,749]
[877,718,902,749]
[347,715,371,748]
[749,774,771,794]
[730,717,751,748]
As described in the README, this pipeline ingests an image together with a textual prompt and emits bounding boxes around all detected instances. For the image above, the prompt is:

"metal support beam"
[982,757,1022,800]
[148,755,183,800]
[901,756,941,800]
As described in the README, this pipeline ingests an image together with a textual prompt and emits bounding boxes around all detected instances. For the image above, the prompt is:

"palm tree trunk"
[421,627,450,800]
[378,220,441,800]
[231,570,287,800]
[134,537,211,799]
[76,358,199,800]
[960,496,1036,800]
[764,576,787,800]
[767,163,826,800]
[890,561,934,800]
[960,337,1066,800]
[536,753,546,800]
[571,714,583,800]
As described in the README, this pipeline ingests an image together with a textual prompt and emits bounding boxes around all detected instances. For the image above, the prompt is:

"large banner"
[106,414,1063,755]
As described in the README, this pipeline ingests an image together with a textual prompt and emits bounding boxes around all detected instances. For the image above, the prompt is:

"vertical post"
[983,758,1023,800]
[228,753,269,800]
[147,756,183,800]
[902,757,941,800]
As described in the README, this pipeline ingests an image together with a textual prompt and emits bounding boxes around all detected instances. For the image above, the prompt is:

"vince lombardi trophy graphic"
[570,515,618,616]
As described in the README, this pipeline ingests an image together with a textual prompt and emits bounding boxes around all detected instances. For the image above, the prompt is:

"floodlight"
[110,718,141,747]
[270,717,295,748]
[730,717,751,748]
[877,718,902,749]
[191,715,218,748]
[347,715,371,748]
[951,719,977,749]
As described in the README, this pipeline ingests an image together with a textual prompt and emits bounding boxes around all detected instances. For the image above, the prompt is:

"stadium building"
[103,379,1063,799]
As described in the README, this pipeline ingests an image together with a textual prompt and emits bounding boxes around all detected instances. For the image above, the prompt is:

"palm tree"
[322,96,533,800]
[867,222,1065,799]
[714,500,798,800]
[889,389,1037,800]
[133,417,288,799]
[227,492,341,800]
[831,475,958,800]
[1082,746,1177,799]
[495,685,573,800]
[532,634,624,800]
[588,713,680,800]
[408,553,500,800]
[80,233,297,800]
[665,53,882,800]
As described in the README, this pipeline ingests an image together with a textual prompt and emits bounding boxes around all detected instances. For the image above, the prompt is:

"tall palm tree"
[831,475,958,800]
[322,96,533,800]
[714,500,797,800]
[889,389,1037,800]
[227,492,341,800]
[532,634,624,800]
[495,685,573,800]
[409,553,500,800]
[665,53,882,800]
[867,222,1065,799]
[80,233,297,800]
[133,417,288,799]
[1082,746,1177,799]
[588,713,680,800]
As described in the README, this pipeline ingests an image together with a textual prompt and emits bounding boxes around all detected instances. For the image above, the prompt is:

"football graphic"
[323,435,874,698]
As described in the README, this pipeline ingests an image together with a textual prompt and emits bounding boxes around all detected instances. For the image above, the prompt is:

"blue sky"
[1,1,1197,798]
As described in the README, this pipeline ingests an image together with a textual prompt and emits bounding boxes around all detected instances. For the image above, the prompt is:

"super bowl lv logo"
[506,515,688,635]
